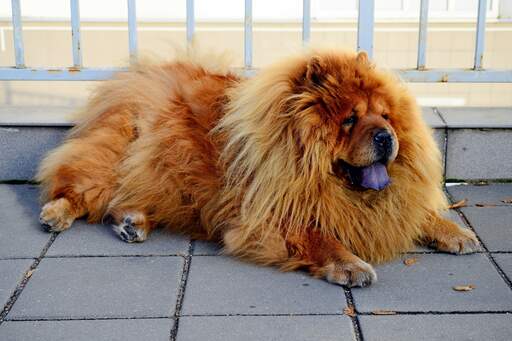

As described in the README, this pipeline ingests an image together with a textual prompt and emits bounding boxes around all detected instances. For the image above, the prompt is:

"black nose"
[373,129,393,161]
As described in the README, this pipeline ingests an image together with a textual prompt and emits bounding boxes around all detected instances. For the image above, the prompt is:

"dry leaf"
[25,269,34,278]
[403,258,417,266]
[448,199,467,209]
[372,310,397,315]
[453,284,475,292]
[343,306,356,317]
[474,181,489,186]
[501,198,512,204]
[475,203,496,207]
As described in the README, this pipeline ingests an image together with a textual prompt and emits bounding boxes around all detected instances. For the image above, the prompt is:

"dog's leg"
[419,212,480,254]
[111,211,152,243]
[223,228,377,287]
[285,230,377,287]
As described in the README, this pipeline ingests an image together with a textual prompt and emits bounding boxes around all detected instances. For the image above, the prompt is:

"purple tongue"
[360,163,390,191]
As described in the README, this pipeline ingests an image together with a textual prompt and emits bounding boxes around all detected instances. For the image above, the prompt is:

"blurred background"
[0,0,511,108]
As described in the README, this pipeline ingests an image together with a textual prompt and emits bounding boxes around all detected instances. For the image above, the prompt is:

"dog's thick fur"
[37,49,478,287]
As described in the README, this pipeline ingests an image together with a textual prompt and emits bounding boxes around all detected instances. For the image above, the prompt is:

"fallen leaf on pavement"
[475,203,496,207]
[448,199,467,209]
[501,198,512,204]
[25,269,34,278]
[403,257,417,266]
[343,306,356,317]
[453,284,475,292]
[372,310,397,315]
[474,181,488,186]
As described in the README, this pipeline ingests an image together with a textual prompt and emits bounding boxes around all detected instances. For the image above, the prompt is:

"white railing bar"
[244,0,253,68]
[302,0,311,45]
[186,0,195,43]
[70,0,82,68]
[474,0,487,70]
[2,67,511,83]
[11,0,25,68]
[417,0,429,70]
[127,0,138,63]
[357,0,375,58]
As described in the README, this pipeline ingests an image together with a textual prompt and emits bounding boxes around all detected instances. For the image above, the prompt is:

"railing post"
[11,0,25,68]
[70,0,82,68]
[302,0,311,45]
[474,0,487,70]
[357,0,375,58]
[186,0,195,43]
[417,0,429,70]
[244,0,253,69]
[127,0,138,64]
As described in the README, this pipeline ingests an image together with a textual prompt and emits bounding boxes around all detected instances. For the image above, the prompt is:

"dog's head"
[287,50,413,191]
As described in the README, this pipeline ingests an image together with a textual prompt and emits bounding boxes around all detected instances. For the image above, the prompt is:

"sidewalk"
[0,183,511,340]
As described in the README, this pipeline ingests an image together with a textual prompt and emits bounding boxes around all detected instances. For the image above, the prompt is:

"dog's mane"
[206,50,447,263]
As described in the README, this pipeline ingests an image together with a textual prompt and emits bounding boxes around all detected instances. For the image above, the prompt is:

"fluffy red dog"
[37,49,478,287]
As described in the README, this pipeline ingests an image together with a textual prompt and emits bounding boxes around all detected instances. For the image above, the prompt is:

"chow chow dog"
[37,49,478,287]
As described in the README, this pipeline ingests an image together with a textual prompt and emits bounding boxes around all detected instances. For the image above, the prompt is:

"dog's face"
[291,51,402,191]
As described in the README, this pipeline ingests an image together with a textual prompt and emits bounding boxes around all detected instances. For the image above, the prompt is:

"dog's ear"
[305,56,326,86]
[356,51,369,64]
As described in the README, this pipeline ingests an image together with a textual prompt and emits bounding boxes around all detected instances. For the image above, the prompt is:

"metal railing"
[1,0,511,82]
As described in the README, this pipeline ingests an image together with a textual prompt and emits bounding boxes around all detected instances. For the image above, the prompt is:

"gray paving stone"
[0,318,173,341]
[433,128,446,162]
[192,240,221,255]
[493,254,512,281]
[0,259,33,308]
[422,107,445,128]
[47,222,190,257]
[352,254,512,312]
[0,126,68,180]
[359,314,512,341]
[461,207,512,252]
[446,129,512,180]
[8,257,183,319]
[182,256,346,315]
[177,316,354,341]
[0,185,52,258]
[447,184,512,206]
[438,107,512,128]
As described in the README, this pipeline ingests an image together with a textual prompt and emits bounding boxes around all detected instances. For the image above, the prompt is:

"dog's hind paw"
[112,215,148,243]
[39,198,75,232]
[323,258,377,288]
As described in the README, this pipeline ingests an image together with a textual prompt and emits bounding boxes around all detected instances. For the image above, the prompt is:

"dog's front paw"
[323,258,377,288]
[39,198,75,232]
[112,215,148,243]
[430,227,480,254]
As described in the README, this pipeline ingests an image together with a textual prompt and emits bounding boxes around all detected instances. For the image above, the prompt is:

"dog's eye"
[343,112,357,126]
[382,114,390,120]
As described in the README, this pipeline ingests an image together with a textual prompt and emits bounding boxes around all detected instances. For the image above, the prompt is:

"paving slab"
[447,184,512,206]
[437,107,512,128]
[177,315,355,341]
[359,314,512,341]
[461,207,512,252]
[0,185,52,258]
[47,221,190,257]
[0,126,68,180]
[0,318,173,341]
[182,256,346,315]
[351,254,512,312]
[493,254,512,281]
[0,259,33,309]
[192,240,221,255]
[446,129,512,180]
[8,257,183,319]
[422,107,445,128]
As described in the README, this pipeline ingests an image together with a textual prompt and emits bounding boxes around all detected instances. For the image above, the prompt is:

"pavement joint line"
[445,191,512,291]
[169,240,193,341]
[343,287,364,341]
[5,310,512,322]
[433,107,448,181]
[42,254,189,258]
[0,232,58,325]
